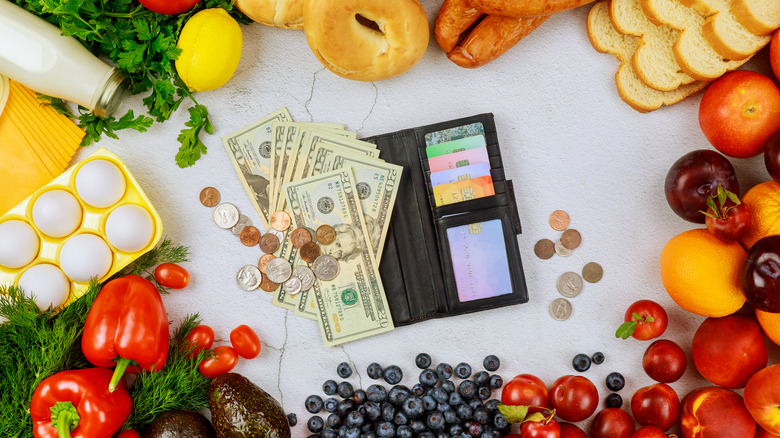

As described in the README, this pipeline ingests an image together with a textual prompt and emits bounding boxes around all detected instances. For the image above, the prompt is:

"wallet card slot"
[379,226,412,326]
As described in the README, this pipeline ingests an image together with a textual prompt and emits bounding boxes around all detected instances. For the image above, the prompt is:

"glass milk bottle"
[0,1,127,117]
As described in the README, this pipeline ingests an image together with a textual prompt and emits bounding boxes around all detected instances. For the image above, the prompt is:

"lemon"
[176,8,243,92]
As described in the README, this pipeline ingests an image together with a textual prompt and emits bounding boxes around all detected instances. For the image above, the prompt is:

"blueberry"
[321,429,338,438]
[455,363,472,379]
[468,422,484,436]
[338,426,348,436]
[448,392,463,406]
[352,389,367,405]
[468,398,483,410]
[592,352,605,365]
[488,375,503,390]
[409,419,427,434]
[306,395,324,413]
[458,380,478,399]
[388,385,411,405]
[449,424,464,436]
[346,411,365,428]
[427,411,446,430]
[416,353,433,369]
[337,362,353,378]
[436,363,453,379]
[397,425,413,438]
[482,355,500,372]
[394,411,409,425]
[367,384,388,403]
[337,381,354,398]
[493,413,508,429]
[474,407,490,425]
[444,408,459,424]
[402,396,425,419]
[363,431,378,438]
[368,362,384,380]
[345,427,361,438]
[456,404,473,419]
[440,379,456,394]
[420,369,438,387]
[431,387,449,404]
[382,402,396,422]
[606,372,625,392]
[419,432,435,438]
[412,383,426,396]
[337,399,356,417]
[484,399,500,411]
[572,353,592,372]
[288,413,298,426]
[327,413,343,429]
[473,371,489,387]
[376,422,396,437]
[365,401,382,421]
[308,416,324,433]
[606,393,623,408]
[477,386,491,400]
[384,365,403,385]
[438,401,452,412]
[323,379,338,395]
[324,397,338,413]
[422,395,437,411]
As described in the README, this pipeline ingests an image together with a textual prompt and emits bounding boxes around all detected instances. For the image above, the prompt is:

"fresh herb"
[118,237,190,293]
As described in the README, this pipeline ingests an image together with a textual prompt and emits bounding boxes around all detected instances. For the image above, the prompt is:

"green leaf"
[497,404,530,423]
[616,320,637,339]
[725,189,741,205]
[631,312,642,320]
[645,314,655,323]
[717,185,727,209]
[524,412,546,423]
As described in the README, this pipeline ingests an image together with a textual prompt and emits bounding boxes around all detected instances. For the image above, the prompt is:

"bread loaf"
[731,0,780,35]
[234,0,303,29]
[679,0,770,60]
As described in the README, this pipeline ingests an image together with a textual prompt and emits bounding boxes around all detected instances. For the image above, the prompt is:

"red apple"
[590,408,635,438]
[680,386,756,438]
[699,70,780,158]
[631,383,680,431]
[771,30,779,81]
[745,365,780,435]
[548,375,599,422]
[502,374,549,411]
[691,314,767,389]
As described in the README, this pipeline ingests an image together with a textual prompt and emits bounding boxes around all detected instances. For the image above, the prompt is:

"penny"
[312,255,340,281]
[534,239,555,260]
[239,226,261,247]
[582,262,604,283]
[258,254,275,274]
[549,210,570,231]
[299,241,321,263]
[270,211,292,232]
[214,203,240,229]
[236,265,262,291]
[290,227,313,248]
[293,265,316,291]
[199,187,220,207]
[259,233,280,254]
[554,240,572,257]
[549,298,573,321]
[259,275,279,293]
[231,214,252,236]
[556,272,584,298]
[561,229,582,250]
[265,257,292,283]
[283,276,303,296]
[316,224,336,245]
[268,228,285,243]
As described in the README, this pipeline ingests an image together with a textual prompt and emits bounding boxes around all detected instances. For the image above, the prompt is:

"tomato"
[199,346,239,378]
[138,0,201,14]
[631,425,668,438]
[230,324,261,359]
[116,431,140,438]
[154,263,190,289]
[589,408,635,438]
[702,185,750,242]
[548,376,598,422]
[642,340,687,383]
[617,300,668,340]
[521,418,561,438]
[630,383,680,431]
[559,423,586,438]
[183,324,214,360]
[502,374,549,411]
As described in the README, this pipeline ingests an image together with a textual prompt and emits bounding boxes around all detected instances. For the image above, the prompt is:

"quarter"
[556,272,584,298]
[582,262,604,283]
[293,265,316,291]
[312,255,339,281]
[561,229,582,250]
[283,276,303,295]
[270,211,292,232]
[214,203,240,229]
[549,298,573,321]
[239,226,261,247]
[299,241,321,263]
[259,233,280,254]
[258,254,275,274]
[236,265,262,291]
[315,224,336,245]
[549,210,570,231]
[290,227,313,248]
[534,239,555,260]
[554,239,572,257]
[231,214,252,236]
[199,187,220,207]
[265,257,292,284]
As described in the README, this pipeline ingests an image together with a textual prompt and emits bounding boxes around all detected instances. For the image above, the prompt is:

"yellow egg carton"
[0,147,163,306]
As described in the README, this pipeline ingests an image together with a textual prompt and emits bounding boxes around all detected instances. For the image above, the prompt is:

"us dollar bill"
[269,122,288,212]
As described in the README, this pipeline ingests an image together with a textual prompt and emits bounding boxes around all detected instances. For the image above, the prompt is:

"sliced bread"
[731,0,780,35]
[679,0,770,60]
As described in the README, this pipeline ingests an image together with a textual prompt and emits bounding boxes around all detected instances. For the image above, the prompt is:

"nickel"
[312,255,339,281]
[583,262,604,283]
[231,214,252,236]
[554,239,572,257]
[259,233,280,254]
[315,224,336,245]
[266,257,292,283]
[236,265,262,291]
[556,272,584,298]
[270,211,292,231]
[299,241,321,263]
[258,254,274,274]
[290,227,313,248]
[214,203,240,229]
[260,275,279,292]
[240,226,261,247]
[283,276,303,295]
[199,187,220,207]
[534,239,555,260]
[549,298,573,321]
[549,210,570,231]
[293,265,316,291]
[561,229,582,250]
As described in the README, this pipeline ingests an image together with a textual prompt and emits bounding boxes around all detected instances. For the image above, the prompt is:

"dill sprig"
[118,237,190,293]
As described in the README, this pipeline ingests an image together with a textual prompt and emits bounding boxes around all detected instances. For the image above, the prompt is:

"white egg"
[75,159,126,208]
[0,220,39,269]
[105,204,154,252]
[59,234,113,282]
[18,264,70,311]
[32,189,82,238]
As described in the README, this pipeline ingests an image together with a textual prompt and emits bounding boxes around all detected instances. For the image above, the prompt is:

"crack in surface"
[358,82,379,135]
[339,345,363,389]
[305,69,326,123]
[276,311,289,407]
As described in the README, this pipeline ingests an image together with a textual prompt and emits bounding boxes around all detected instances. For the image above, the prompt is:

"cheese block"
[0,75,8,117]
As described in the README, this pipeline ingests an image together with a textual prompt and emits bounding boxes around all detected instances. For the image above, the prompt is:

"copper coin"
[199,187,220,207]
[290,228,313,248]
[259,274,279,292]
[259,233,280,254]
[549,210,570,231]
[534,239,555,260]
[270,211,292,232]
[316,224,336,245]
[299,241,321,263]
[258,254,275,274]
[561,229,582,250]
[239,226,261,247]
[582,262,604,283]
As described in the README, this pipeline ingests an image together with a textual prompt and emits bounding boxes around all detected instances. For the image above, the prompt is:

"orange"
[756,310,780,347]
[740,181,780,250]
[660,228,747,317]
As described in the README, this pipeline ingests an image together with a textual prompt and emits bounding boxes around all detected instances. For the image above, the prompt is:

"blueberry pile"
[301,354,510,437]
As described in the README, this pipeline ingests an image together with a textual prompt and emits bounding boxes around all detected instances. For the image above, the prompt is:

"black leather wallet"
[364,113,528,326]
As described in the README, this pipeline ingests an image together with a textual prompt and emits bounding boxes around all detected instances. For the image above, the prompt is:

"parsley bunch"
[15,0,248,167]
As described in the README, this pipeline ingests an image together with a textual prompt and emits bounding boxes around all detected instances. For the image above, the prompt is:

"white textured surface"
[66,3,779,435]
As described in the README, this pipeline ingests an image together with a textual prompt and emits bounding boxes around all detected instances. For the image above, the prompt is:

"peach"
[680,386,756,438]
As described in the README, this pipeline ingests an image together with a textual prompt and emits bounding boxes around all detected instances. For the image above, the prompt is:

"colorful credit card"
[425,135,486,159]
[433,175,495,206]
[428,147,490,173]
[430,162,491,187]
[425,122,486,146]
[446,219,512,303]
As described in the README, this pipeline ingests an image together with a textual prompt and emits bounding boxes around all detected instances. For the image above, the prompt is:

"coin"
[293,265,316,290]
[199,187,220,207]
[549,210,570,231]
[258,254,274,274]
[259,233,280,254]
[316,224,336,245]
[549,298,573,321]
[554,239,572,257]
[231,214,252,236]
[312,255,340,281]
[240,226,261,247]
[300,241,321,263]
[270,211,292,232]
[269,228,285,243]
[582,262,604,283]
[290,227,313,248]
[556,272,584,298]
[260,275,279,292]
[561,229,582,250]
[214,203,240,229]
[236,265,262,291]
[283,276,303,295]
[534,239,555,260]
[265,257,292,283]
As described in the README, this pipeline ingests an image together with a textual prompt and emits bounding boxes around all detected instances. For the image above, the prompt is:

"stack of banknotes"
[222,108,403,346]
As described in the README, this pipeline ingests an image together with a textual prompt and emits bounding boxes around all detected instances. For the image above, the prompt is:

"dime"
[283,276,303,296]
[265,257,292,283]
[258,254,274,274]
[259,233,280,254]
[549,210,570,231]
[299,241,321,263]
[236,265,262,291]
[534,239,555,260]
[312,255,339,281]
[199,187,220,207]
[270,211,292,232]
[556,272,584,298]
[582,262,604,284]
[260,275,279,293]
[214,203,240,229]
[554,239,572,257]
[315,224,336,245]
[231,214,252,236]
[293,265,316,291]
[561,229,582,250]
[240,226,261,247]
[290,228,313,248]
[549,298,573,321]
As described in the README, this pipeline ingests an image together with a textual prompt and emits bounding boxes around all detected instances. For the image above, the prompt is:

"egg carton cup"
[0,147,163,307]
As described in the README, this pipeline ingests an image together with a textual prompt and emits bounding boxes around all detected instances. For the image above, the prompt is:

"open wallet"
[364,113,528,326]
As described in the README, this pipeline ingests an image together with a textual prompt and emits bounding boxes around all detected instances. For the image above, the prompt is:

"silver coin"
[293,265,316,291]
[214,203,240,229]
[549,298,573,321]
[556,272,584,298]
[269,228,285,242]
[283,276,303,295]
[236,265,262,291]
[554,239,572,257]
[312,255,340,281]
[266,257,292,283]
[231,214,252,236]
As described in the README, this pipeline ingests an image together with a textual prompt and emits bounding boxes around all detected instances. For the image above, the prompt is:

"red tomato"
[630,383,680,431]
[705,203,750,242]
[642,340,687,383]
[559,423,586,438]
[521,418,561,438]
[502,374,549,412]
[631,426,668,438]
[589,408,635,438]
[619,300,668,340]
[199,346,239,378]
[230,324,261,359]
[116,431,141,438]
[138,0,200,14]
[184,324,214,360]
[548,376,598,422]
[154,263,190,289]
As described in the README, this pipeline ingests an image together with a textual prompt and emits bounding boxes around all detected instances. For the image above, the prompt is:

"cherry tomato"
[617,300,668,340]
[230,324,261,359]
[549,375,599,422]
[502,374,549,411]
[521,418,561,438]
[138,0,200,14]
[630,383,680,431]
[154,263,190,289]
[116,431,141,438]
[642,340,687,383]
[589,408,635,438]
[199,346,239,378]
[702,186,750,242]
[183,324,214,360]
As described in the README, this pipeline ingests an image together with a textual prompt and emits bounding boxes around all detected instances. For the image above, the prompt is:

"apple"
[559,423,586,438]
[642,339,687,383]
[502,374,549,411]
[680,386,756,438]
[631,383,680,431]
[742,235,780,312]
[745,365,780,435]
[771,30,779,81]
[590,408,635,438]
[548,375,599,422]
[665,150,739,223]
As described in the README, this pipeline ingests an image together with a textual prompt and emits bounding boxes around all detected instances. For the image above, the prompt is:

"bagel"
[234,0,304,29]
[303,0,430,81]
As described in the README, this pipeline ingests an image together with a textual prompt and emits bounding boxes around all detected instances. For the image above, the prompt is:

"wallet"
[364,113,528,326]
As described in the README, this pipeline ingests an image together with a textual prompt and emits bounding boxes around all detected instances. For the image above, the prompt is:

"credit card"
[433,175,495,206]
[430,163,491,187]
[428,147,489,173]
[426,135,486,159]
[446,219,512,302]
[425,122,486,146]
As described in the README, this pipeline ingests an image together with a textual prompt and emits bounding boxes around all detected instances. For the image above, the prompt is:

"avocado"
[208,373,291,438]
[142,409,216,438]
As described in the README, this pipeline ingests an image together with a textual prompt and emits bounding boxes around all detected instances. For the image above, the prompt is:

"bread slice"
[587,0,707,112]
[731,0,780,35]
[679,0,770,60]
[609,0,695,92]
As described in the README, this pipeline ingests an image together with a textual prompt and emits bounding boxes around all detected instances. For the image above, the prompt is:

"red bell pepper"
[30,367,132,438]
[82,275,169,392]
